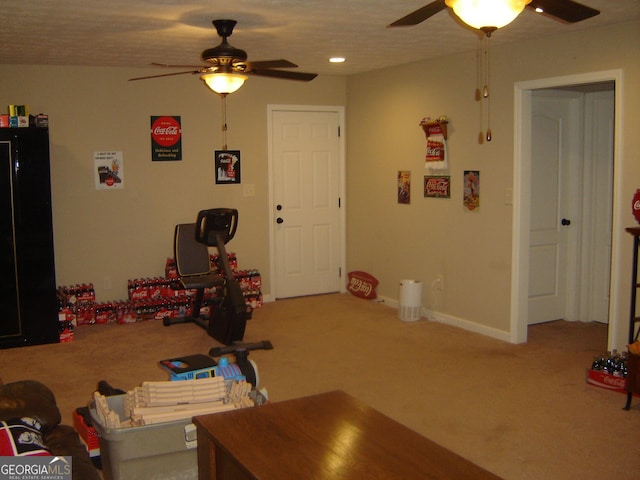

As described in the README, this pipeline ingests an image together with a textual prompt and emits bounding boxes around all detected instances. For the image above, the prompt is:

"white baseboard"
[375,294,510,342]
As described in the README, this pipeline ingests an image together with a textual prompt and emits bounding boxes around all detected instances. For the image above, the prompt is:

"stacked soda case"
[209,252,239,274]
[59,283,96,305]
[591,350,629,378]
[165,252,262,308]
[164,253,239,279]
[57,253,262,328]
[77,297,197,326]
[128,277,182,300]
[56,284,98,339]
[58,281,214,326]
[236,270,263,309]
[586,349,634,395]
[128,270,263,313]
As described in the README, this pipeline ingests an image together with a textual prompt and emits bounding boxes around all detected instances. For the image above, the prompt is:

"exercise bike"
[164,208,251,345]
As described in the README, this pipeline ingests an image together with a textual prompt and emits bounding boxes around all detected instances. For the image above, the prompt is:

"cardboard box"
[90,395,198,480]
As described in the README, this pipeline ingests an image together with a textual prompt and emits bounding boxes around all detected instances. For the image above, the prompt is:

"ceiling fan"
[388,0,600,30]
[388,1,599,144]
[129,19,317,93]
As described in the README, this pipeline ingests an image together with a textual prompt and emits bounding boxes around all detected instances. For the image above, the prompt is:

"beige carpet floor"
[1,293,639,479]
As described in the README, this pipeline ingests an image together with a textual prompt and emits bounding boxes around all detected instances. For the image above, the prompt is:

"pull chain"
[476,42,484,144]
[220,94,228,150]
[483,31,492,142]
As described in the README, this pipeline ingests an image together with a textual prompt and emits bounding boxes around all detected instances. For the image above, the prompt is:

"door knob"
[276,205,283,211]
[561,218,571,226]
[276,217,284,224]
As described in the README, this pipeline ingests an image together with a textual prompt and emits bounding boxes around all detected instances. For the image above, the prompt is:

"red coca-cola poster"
[151,116,182,161]
[424,175,450,198]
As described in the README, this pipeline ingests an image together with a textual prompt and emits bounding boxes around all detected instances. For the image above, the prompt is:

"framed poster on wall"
[424,175,450,198]
[398,170,410,204]
[463,170,480,211]
[151,116,182,161]
[94,151,124,190]
[215,150,241,184]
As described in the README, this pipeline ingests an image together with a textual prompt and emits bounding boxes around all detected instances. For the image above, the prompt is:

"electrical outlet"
[432,275,443,291]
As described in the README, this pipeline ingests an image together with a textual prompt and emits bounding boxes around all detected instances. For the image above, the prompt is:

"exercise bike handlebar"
[196,208,238,246]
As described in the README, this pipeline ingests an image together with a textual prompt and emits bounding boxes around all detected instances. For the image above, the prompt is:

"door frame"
[511,70,623,348]
[266,104,347,300]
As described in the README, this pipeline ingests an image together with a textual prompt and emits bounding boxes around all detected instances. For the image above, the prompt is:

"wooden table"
[193,390,502,479]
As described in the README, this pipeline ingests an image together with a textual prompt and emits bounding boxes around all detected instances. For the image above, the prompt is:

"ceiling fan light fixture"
[445,0,532,30]
[201,72,248,95]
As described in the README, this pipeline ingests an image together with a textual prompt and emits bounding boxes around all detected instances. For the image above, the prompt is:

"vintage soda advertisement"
[151,116,182,161]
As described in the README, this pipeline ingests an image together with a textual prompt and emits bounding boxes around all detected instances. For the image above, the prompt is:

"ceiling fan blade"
[151,62,206,69]
[248,69,318,81]
[128,70,201,81]
[387,0,448,27]
[527,0,599,23]
[242,59,299,70]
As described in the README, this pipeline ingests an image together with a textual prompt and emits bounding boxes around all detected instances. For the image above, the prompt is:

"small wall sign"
[94,151,124,190]
[215,150,241,184]
[151,116,182,161]
[424,175,450,198]
[463,170,480,211]
[398,170,411,204]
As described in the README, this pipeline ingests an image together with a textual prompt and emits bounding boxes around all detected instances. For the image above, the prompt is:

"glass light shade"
[201,73,247,94]
[445,0,531,30]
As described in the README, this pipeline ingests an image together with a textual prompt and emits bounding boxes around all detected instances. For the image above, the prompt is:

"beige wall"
[1,20,638,348]
[0,65,346,301]
[346,20,640,347]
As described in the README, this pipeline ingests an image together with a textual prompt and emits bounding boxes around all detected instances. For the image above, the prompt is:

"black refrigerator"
[1,127,59,348]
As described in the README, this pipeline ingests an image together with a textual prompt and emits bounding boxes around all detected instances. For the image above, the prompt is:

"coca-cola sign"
[633,188,640,224]
[347,271,378,300]
[587,369,628,392]
[424,175,451,198]
[151,115,182,161]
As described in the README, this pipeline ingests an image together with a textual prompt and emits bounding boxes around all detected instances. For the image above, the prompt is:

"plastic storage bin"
[90,395,198,480]
[399,279,422,321]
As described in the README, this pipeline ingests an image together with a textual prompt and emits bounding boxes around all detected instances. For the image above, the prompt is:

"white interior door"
[269,107,343,299]
[528,91,581,325]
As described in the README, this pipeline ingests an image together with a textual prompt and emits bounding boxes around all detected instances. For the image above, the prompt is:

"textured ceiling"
[1,0,639,77]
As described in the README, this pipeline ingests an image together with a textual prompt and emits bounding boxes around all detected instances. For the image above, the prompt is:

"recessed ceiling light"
[329,57,346,63]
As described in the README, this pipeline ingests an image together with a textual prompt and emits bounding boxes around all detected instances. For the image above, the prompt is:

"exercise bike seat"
[174,223,225,291]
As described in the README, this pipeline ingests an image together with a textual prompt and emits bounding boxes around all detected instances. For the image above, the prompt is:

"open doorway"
[511,70,624,349]
[528,84,614,326]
